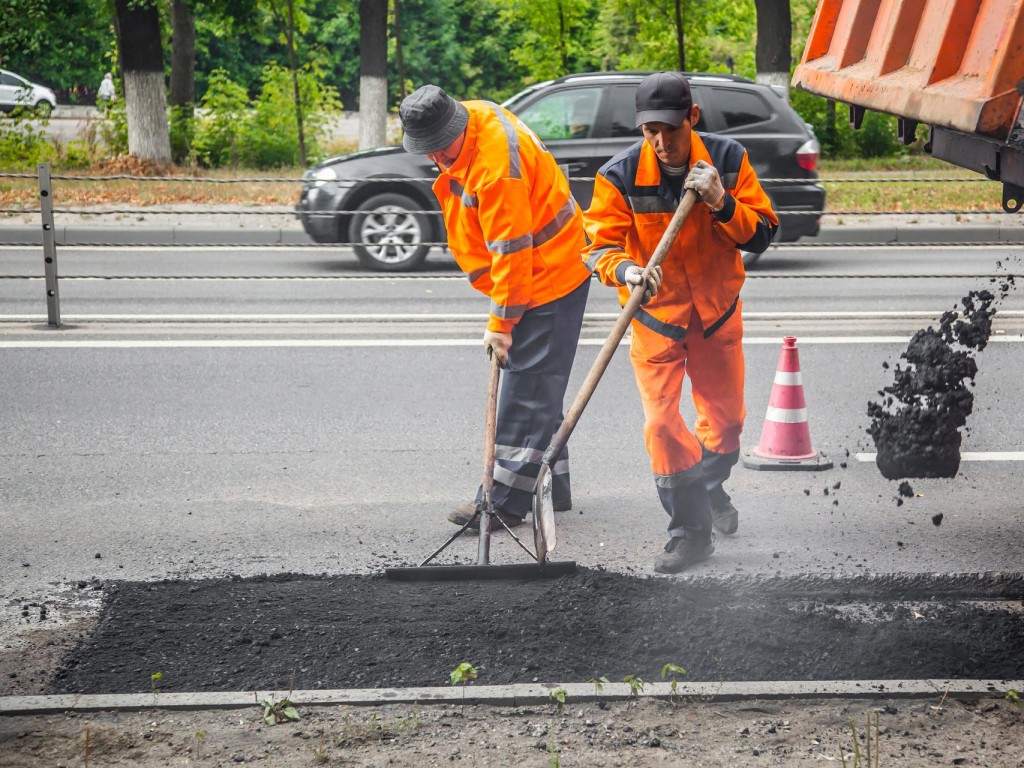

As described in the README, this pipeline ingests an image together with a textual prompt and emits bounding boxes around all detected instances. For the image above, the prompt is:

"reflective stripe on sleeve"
[586,245,618,271]
[488,102,521,179]
[486,232,533,256]
[489,301,527,320]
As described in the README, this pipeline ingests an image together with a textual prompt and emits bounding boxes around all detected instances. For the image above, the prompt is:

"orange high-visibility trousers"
[629,303,746,478]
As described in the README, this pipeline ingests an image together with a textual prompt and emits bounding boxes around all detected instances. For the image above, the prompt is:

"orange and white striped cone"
[742,336,832,471]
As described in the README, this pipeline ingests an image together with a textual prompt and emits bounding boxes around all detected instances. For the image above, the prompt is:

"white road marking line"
[4,336,1024,349]
[3,310,1024,323]
[856,452,1024,462]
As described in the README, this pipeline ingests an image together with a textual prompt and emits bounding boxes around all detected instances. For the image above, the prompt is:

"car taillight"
[796,138,819,172]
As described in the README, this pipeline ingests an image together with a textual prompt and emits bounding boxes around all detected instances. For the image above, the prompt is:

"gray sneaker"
[653,536,715,574]
[710,491,739,536]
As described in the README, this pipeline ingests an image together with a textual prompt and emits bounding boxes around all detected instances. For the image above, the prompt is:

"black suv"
[297,72,824,271]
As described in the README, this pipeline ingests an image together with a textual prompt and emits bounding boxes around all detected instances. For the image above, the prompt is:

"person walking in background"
[583,71,778,573]
[97,72,115,110]
[398,84,592,531]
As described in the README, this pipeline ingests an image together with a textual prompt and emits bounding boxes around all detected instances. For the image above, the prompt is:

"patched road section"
[49,570,1024,695]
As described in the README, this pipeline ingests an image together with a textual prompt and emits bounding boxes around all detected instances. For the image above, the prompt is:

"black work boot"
[709,487,739,536]
[654,536,715,574]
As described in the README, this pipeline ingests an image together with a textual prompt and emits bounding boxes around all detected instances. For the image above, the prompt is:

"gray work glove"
[624,264,663,306]
[483,329,512,368]
[685,160,726,210]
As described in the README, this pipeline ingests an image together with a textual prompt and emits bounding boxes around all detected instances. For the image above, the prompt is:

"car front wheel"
[349,192,432,272]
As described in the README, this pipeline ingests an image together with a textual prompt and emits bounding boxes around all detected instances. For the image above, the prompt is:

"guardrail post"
[38,162,61,327]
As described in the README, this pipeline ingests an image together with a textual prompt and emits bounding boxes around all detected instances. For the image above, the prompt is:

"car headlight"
[310,167,338,187]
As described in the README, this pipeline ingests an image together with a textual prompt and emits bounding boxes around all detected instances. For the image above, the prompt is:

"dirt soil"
[3,694,1024,767]
[2,568,1024,766]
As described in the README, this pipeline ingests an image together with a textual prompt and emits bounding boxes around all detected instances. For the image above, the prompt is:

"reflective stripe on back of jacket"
[432,100,592,334]
[582,132,778,340]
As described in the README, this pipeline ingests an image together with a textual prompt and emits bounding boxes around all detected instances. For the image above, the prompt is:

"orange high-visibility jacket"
[582,132,778,340]
[433,101,592,334]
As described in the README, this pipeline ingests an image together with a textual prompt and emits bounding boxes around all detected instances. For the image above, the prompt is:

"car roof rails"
[551,71,755,85]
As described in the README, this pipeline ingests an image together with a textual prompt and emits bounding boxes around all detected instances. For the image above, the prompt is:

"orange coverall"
[583,131,777,535]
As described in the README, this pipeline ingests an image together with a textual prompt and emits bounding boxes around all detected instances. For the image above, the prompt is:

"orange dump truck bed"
[792,0,1024,211]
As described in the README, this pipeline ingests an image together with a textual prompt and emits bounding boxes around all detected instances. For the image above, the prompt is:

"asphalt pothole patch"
[49,569,1024,695]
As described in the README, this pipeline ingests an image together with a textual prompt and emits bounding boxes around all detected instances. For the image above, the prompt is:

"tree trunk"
[754,0,792,98]
[169,0,195,108]
[674,0,685,72]
[359,0,388,149]
[285,0,307,167]
[115,0,172,163]
[394,0,406,101]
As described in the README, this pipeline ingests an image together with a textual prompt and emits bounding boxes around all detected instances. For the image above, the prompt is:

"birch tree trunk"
[359,0,388,150]
[754,0,792,99]
[115,0,172,163]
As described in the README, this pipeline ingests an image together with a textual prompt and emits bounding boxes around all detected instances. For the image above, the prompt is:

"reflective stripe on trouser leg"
[475,278,590,516]
[655,464,713,540]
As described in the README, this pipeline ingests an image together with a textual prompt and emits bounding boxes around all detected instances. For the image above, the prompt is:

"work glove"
[624,264,663,306]
[685,160,727,211]
[483,329,512,368]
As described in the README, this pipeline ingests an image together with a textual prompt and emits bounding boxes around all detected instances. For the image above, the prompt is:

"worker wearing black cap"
[583,72,779,573]
[399,84,592,531]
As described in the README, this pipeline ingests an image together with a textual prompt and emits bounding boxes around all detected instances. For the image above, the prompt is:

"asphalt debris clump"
[867,273,1015,479]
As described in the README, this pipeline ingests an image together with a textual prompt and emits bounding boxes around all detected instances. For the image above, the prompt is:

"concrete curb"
[1,679,1020,715]
[2,225,1023,248]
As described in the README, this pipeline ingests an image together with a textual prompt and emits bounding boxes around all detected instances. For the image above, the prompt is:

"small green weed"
[661,663,687,701]
[1006,688,1020,707]
[260,694,300,726]
[622,674,645,697]
[588,676,609,694]
[149,671,163,694]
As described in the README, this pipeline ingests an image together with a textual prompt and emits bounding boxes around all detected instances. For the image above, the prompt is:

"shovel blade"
[532,464,557,563]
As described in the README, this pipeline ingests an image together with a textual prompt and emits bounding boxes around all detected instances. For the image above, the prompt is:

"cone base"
[742,449,834,472]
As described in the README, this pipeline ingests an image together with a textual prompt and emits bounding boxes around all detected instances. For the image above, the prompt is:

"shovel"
[386,351,576,581]
[533,189,699,563]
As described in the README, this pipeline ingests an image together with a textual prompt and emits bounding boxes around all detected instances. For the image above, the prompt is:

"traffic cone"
[742,336,832,471]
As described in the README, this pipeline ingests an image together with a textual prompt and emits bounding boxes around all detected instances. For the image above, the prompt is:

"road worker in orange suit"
[399,84,592,530]
[582,72,778,573]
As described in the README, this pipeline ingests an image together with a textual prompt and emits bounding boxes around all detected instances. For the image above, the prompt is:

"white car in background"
[0,69,57,117]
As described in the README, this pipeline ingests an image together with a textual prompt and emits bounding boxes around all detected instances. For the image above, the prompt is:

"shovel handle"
[477,353,501,566]
[542,189,698,465]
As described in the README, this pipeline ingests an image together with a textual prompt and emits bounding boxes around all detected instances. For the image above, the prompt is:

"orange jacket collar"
[635,131,712,186]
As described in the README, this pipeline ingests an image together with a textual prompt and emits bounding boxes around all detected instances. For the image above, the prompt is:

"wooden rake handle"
[541,189,699,466]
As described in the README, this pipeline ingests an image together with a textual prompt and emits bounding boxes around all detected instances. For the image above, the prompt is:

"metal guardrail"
[1,164,1020,327]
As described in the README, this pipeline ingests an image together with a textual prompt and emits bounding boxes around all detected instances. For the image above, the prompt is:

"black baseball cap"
[635,72,693,128]
[399,84,470,155]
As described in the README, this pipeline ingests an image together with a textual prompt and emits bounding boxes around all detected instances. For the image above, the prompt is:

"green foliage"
[260,695,301,725]
[548,687,567,714]
[1007,688,1021,706]
[0,110,55,169]
[191,64,340,168]
[496,0,601,81]
[191,69,250,166]
[790,89,915,160]
[588,675,609,693]
[169,105,196,166]
[622,673,645,697]
[99,97,129,156]
[150,671,163,693]
[660,662,687,696]
[237,62,341,167]
[449,662,477,687]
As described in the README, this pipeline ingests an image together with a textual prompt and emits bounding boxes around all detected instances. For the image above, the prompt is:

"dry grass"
[0,152,1005,213]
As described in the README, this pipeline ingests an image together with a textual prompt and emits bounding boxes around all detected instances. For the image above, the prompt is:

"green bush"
[169,105,197,166]
[99,98,128,156]
[191,69,250,167]
[791,89,914,160]
[0,110,54,169]
[237,63,342,168]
